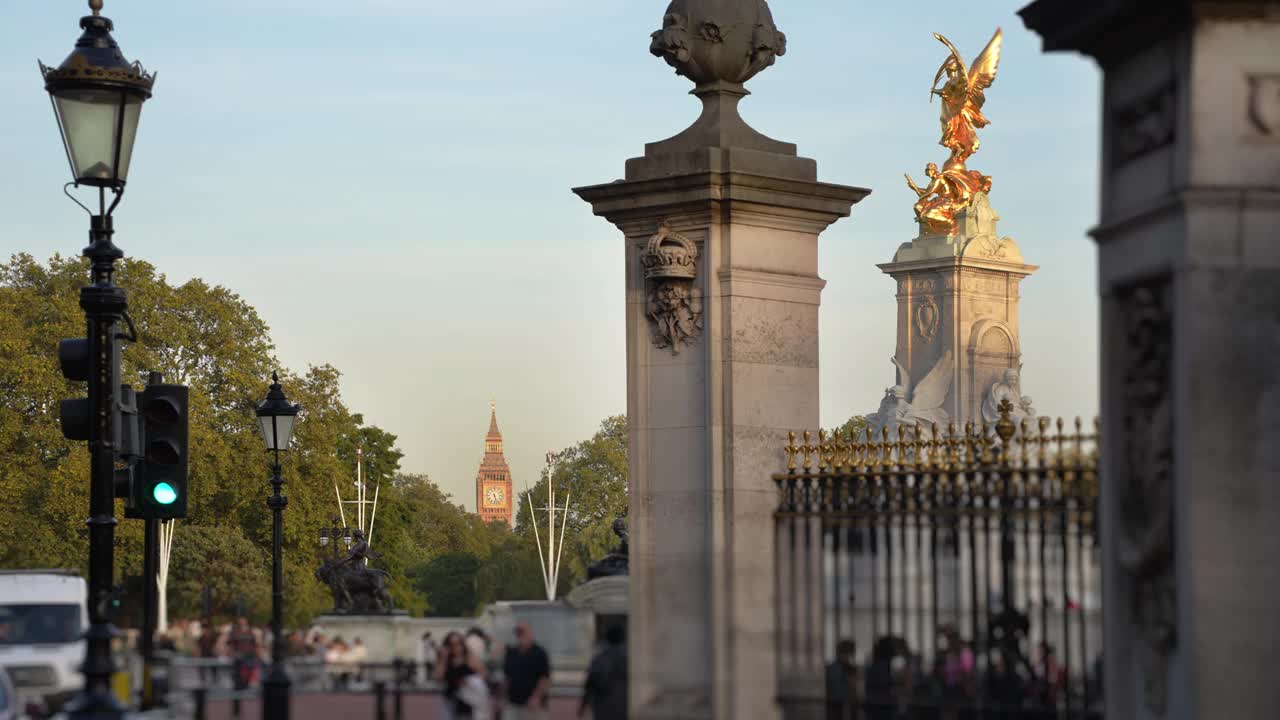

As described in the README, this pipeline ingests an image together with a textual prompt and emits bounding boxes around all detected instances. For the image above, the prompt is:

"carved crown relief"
[641,222,703,355]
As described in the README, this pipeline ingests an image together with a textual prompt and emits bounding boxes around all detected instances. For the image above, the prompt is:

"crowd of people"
[825,625,1102,720]
[151,617,627,719]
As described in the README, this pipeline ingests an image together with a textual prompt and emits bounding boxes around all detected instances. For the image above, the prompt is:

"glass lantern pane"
[257,415,278,451]
[274,414,297,450]
[115,96,144,183]
[53,89,122,184]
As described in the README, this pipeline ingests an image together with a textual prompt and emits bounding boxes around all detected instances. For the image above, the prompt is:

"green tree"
[513,415,627,583]
[827,414,869,440]
[0,254,409,626]
[412,552,482,617]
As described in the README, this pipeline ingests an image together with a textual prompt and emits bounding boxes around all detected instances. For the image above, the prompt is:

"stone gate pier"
[574,2,868,718]
[1022,1,1280,718]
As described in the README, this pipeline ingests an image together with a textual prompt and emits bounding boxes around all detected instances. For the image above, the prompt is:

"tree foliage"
[0,254,630,625]
[513,415,628,583]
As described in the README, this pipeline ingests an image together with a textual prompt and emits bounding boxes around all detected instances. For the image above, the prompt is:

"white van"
[0,570,88,712]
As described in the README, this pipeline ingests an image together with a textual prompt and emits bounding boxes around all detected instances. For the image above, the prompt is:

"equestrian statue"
[315,528,394,614]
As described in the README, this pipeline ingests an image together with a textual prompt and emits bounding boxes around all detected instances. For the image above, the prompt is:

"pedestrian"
[864,636,897,720]
[435,631,489,719]
[228,617,260,691]
[825,638,857,720]
[466,627,490,670]
[578,625,627,720]
[421,632,439,684]
[197,619,220,687]
[347,637,369,685]
[326,636,351,690]
[937,626,976,720]
[501,622,552,720]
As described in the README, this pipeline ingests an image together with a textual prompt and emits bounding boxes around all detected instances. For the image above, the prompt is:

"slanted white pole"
[526,479,551,596]
[367,481,381,551]
[157,520,175,633]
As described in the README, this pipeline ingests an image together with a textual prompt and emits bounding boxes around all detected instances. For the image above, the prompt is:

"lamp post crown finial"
[89,0,103,16]
[272,371,280,384]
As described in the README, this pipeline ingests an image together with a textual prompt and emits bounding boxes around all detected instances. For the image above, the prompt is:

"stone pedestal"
[1021,1,1280,718]
[870,193,1038,431]
[576,167,864,720]
[482,601,594,682]
[566,575,629,645]
[575,5,867,717]
[311,613,425,664]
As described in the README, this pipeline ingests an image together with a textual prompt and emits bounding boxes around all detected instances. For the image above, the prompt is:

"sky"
[0,1,1101,512]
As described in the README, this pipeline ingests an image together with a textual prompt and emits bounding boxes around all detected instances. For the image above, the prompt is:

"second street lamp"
[255,373,301,720]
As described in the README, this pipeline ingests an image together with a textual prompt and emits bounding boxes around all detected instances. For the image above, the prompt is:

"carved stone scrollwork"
[642,222,703,355]
[1111,84,1176,168]
[915,296,940,342]
[1116,277,1177,717]
[1246,73,1280,138]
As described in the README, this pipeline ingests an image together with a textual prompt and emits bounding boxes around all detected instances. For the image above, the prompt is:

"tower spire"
[488,399,501,439]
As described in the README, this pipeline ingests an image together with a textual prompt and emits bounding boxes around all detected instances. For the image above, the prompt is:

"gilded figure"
[932,29,1003,160]
[906,28,1003,235]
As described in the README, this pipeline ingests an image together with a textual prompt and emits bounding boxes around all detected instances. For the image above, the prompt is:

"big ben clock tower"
[475,401,514,526]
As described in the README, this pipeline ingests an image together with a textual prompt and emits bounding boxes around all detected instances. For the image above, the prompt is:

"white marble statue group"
[865,352,1037,438]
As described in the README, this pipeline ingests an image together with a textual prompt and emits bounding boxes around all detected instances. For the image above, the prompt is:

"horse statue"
[315,556,393,614]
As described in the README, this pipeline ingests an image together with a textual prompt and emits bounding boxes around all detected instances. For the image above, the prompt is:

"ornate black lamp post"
[255,373,301,720]
[318,517,351,561]
[40,2,154,717]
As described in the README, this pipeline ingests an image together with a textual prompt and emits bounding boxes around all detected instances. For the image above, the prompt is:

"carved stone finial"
[90,0,104,16]
[650,0,786,91]
[642,1,795,159]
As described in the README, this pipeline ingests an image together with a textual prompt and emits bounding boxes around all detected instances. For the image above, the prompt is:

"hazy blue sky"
[0,1,1100,511]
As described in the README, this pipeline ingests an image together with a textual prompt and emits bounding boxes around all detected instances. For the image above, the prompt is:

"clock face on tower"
[484,485,505,507]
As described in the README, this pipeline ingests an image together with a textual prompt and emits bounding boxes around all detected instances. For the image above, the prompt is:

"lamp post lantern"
[40,2,154,717]
[318,517,349,561]
[256,373,301,720]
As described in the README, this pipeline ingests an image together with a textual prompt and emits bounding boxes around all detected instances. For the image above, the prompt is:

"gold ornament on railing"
[904,29,1003,235]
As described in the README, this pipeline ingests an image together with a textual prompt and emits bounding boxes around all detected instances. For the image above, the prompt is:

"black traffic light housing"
[56,338,93,441]
[128,377,189,520]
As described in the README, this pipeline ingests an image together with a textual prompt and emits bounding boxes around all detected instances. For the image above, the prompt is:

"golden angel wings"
[931,28,1003,160]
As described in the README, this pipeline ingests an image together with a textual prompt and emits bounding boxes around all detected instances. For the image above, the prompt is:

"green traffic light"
[152,482,178,505]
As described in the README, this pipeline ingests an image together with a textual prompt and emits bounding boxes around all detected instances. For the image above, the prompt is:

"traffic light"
[131,379,189,520]
[56,338,91,441]
[115,384,142,503]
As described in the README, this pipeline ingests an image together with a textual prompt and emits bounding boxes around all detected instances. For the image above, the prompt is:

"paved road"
[203,692,585,720]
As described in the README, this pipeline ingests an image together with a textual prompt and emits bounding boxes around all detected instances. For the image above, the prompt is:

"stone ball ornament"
[650,0,787,91]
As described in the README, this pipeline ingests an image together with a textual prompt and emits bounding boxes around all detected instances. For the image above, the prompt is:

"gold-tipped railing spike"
[801,431,816,470]
[785,431,800,471]
[995,398,1017,445]
[817,429,831,471]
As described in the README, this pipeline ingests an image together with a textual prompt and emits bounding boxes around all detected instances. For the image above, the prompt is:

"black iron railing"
[775,401,1102,720]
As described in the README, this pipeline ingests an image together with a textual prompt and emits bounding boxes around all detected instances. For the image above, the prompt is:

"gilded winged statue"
[905,29,1003,235]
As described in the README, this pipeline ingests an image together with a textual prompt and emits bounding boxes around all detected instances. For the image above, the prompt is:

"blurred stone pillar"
[574,2,867,718]
[1021,1,1280,718]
